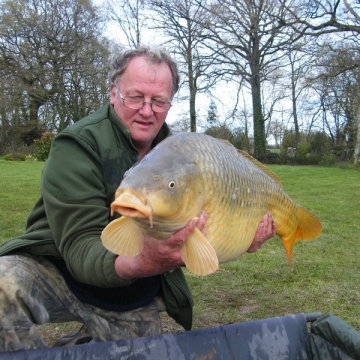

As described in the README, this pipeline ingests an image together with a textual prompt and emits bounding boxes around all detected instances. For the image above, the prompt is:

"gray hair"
[109,46,180,98]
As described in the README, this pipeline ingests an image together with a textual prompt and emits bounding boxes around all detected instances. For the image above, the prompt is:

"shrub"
[319,151,337,167]
[353,162,360,171]
[257,151,281,165]
[310,131,332,157]
[4,153,26,161]
[33,132,56,161]
[297,141,311,164]
[4,154,14,161]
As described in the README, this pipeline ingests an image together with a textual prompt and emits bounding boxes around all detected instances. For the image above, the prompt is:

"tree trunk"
[251,74,266,158]
[354,71,360,165]
[29,98,42,129]
[188,47,197,132]
[291,70,300,146]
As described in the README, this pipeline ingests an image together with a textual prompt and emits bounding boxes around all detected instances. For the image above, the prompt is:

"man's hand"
[114,210,208,280]
[247,211,276,253]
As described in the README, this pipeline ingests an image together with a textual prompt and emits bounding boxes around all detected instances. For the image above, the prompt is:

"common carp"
[101,132,322,276]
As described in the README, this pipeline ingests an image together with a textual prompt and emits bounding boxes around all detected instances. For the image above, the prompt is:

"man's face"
[110,57,173,151]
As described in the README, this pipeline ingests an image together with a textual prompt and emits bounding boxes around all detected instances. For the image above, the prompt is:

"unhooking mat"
[0,312,359,359]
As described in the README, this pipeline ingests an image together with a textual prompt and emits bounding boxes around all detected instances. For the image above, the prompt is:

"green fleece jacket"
[0,104,193,330]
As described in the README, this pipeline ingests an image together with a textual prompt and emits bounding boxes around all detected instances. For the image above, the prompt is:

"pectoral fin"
[180,227,219,276]
[101,217,144,257]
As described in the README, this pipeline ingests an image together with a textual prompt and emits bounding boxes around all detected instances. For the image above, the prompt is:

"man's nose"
[138,101,154,116]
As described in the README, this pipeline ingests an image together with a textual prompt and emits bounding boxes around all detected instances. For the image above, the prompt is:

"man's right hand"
[114,210,208,280]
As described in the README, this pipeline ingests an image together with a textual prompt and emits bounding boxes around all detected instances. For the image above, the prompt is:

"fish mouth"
[111,191,153,228]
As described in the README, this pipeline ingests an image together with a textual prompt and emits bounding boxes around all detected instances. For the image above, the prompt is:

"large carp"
[101,132,322,276]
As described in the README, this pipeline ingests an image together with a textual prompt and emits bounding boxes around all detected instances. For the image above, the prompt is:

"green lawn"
[0,160,43,241]
[1,161,360,336]
[186,165,360,332]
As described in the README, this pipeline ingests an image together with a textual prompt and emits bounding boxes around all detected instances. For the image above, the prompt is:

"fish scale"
[182,135,276,262]
[101,132,322,276]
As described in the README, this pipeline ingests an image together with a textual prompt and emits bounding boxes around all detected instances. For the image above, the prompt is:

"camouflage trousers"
[0,253,166,351]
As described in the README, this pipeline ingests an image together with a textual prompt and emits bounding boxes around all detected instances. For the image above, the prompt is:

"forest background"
[0,0,359,165]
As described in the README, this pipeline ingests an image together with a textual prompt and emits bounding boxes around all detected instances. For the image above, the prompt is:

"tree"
[198,0,302,157]
[204,123,234,142]
[311,43,359,156]
[104,0,146,47]
[148,0,225,132]
[282,0,360,164]
[0,0,110,149]
[206,99,218,127]
[284,41,317,146]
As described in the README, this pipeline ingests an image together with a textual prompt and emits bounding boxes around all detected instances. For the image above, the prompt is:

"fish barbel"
[101,132,322,276]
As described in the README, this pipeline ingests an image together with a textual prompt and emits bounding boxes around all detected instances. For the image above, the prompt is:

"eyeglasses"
[117,90,172,113]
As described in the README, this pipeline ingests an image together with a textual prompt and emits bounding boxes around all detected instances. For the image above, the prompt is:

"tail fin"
[281,207,322,271]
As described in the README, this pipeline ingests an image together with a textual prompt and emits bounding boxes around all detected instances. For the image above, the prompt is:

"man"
[0,46,276,351]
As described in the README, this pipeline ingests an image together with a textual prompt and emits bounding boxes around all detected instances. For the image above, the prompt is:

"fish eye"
[123,170,130,178]
[168,180,176,189]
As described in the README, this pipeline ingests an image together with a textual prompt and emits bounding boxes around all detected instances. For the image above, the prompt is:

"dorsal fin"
[237,150,283,188]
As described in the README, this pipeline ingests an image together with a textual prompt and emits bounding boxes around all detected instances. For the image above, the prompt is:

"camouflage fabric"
[0,253,166,351]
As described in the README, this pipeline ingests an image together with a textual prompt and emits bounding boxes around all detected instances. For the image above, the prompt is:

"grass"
[1,160,360,341]
[0,160,43,241]
[185,165,360,332]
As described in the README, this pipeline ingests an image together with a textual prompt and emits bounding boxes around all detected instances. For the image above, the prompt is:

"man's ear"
[110,83,117,104]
